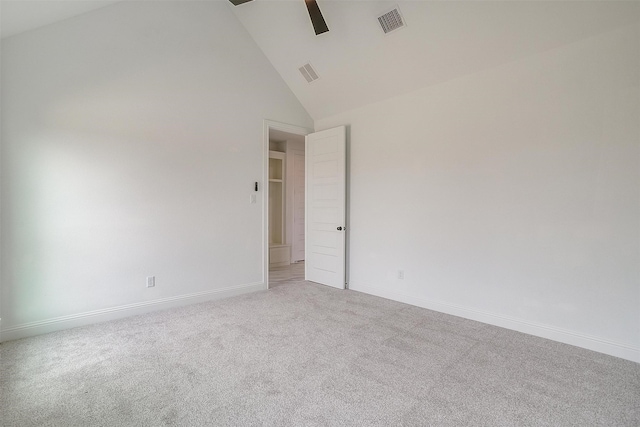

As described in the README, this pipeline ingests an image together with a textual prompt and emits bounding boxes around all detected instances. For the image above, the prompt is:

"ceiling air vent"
[378,7,405,34]
[299,63,320,83]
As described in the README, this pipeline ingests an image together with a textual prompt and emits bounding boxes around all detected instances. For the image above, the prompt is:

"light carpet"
[1,277,638,426]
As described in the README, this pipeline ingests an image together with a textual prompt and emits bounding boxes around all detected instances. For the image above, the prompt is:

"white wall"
[316,23,640,362]
[0,1,312,339]
[285,138,304,262]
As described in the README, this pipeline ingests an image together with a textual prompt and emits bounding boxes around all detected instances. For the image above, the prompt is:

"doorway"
[263,121,311,289]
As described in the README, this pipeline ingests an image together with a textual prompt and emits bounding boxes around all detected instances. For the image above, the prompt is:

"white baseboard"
[350,281,640,364]
[0,282,264,343]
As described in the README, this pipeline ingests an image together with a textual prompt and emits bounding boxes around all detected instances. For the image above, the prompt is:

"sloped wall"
[317,23,640,361]
[0,1,312,338]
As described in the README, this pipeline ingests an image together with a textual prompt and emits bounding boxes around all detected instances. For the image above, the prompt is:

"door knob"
[337,226,342,231]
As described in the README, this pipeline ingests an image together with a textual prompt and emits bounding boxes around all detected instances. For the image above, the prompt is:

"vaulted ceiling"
[230,0,640,119]
[0,0,121,39]
[2,1,639,120]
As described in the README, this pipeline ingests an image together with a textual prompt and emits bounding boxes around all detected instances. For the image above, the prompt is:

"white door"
[305,126,346,289]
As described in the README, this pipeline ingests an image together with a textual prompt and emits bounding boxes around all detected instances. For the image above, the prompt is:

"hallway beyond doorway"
[269,262,304,288]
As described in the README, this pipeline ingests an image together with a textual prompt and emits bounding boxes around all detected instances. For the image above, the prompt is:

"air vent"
[299,63,319,83]
[378,7,405,34]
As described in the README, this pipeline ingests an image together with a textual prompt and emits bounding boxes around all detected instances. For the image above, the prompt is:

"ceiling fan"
[229,0,329,35]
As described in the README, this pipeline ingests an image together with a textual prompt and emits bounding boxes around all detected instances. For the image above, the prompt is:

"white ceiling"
[1,1,638,121]
[270,128,305,143]
[230,0,640,120]
[0,0,122,39]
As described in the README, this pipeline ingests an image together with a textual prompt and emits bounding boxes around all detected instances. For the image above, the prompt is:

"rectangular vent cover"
[299,63,319,83]
[378,7,405,34]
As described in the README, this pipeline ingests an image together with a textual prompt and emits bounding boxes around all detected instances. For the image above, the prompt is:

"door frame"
[262,120,312,290]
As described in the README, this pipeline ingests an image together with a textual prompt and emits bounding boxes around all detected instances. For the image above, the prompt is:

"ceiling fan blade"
[304,0,329,35]
[229,0,253,5]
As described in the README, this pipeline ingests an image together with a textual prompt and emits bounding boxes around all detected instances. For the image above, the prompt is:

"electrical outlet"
[146,276,155,288]
[398,270,404,280]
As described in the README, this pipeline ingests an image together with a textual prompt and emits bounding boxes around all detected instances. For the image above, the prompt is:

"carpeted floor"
[1,270,639,426]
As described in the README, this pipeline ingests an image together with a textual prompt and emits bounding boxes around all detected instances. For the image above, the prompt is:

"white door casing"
[263,120,312,289]
[305,126,346,289]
